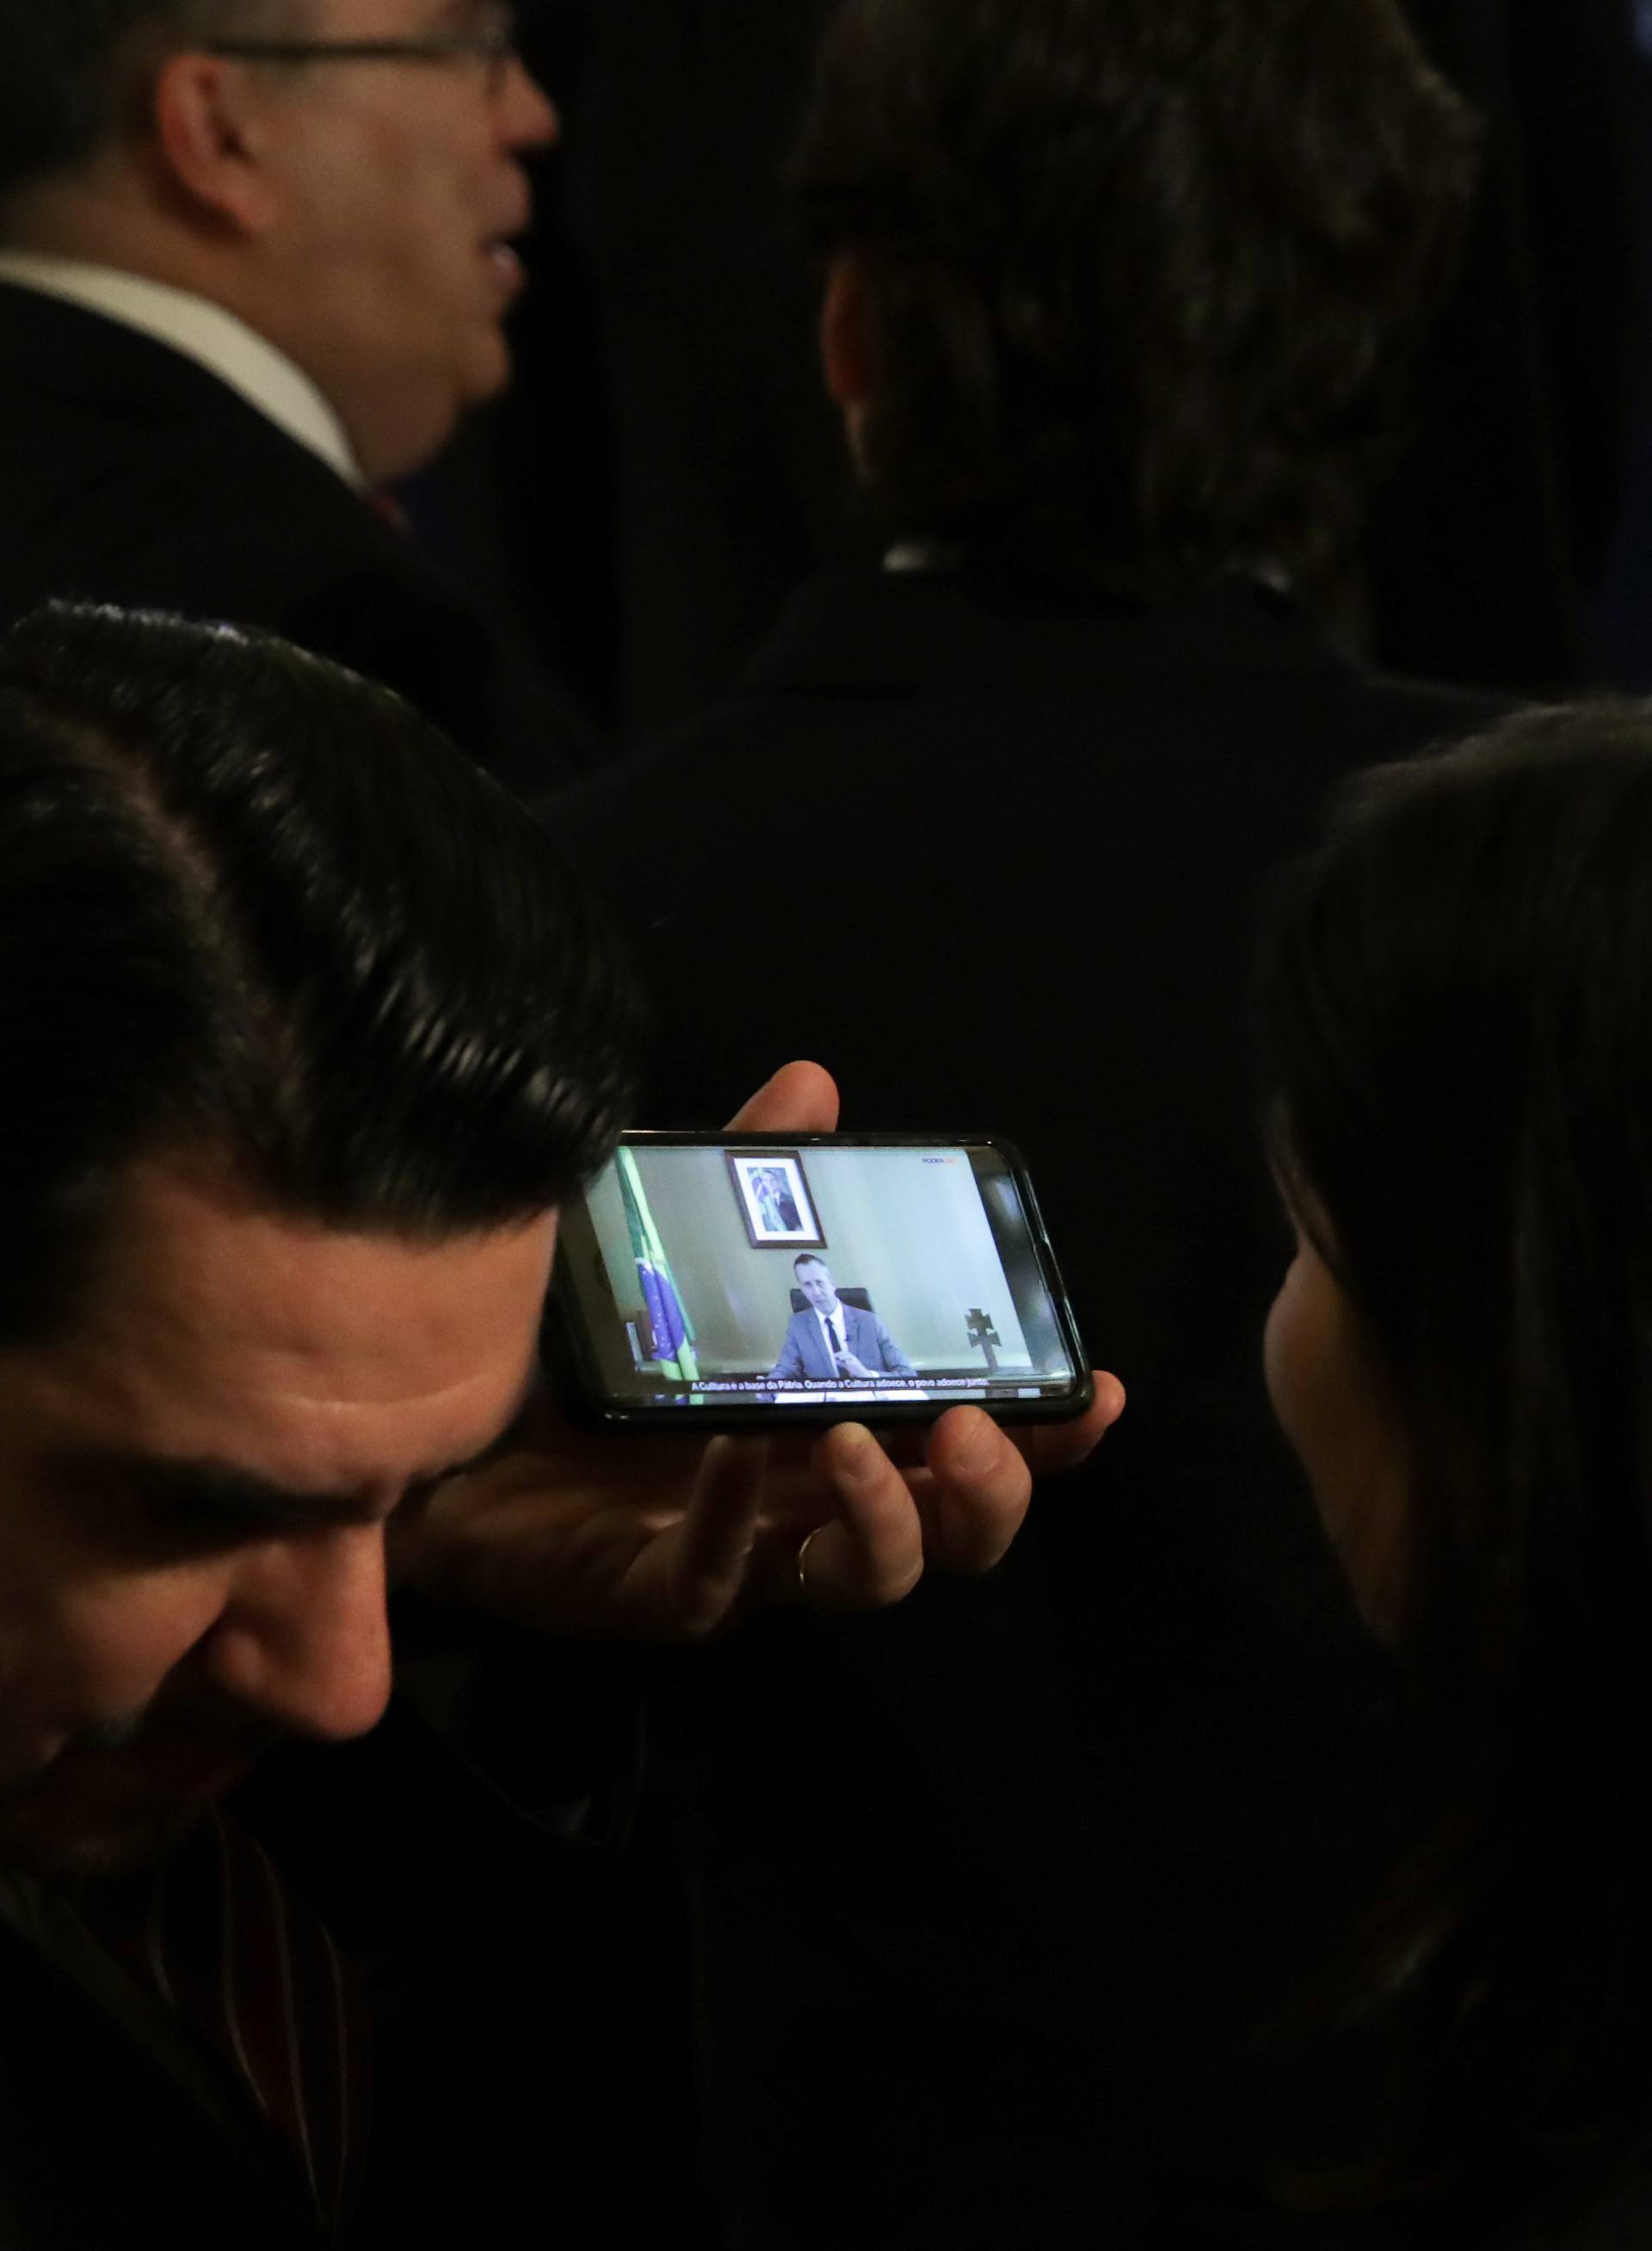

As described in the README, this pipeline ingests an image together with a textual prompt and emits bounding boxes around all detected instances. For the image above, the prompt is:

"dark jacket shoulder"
[0,282,592,792]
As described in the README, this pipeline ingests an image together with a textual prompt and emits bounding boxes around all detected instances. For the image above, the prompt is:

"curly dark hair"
[792,0,1480,601]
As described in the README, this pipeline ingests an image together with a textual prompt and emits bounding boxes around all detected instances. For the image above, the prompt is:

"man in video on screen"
[768,1255,919,1384]
[754,1165,803,1235]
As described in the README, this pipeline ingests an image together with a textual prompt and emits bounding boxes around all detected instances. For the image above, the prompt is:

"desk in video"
[555,1134,1088,1425]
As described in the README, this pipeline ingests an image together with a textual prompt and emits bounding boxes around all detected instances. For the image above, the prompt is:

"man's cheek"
[31,1570,231,1741]
[0,1616,63,1783]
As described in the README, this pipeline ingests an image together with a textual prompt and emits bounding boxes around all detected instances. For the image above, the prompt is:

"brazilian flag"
[617,1147,700,1385]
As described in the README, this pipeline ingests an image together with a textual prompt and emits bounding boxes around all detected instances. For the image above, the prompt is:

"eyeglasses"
[208,8,520,95]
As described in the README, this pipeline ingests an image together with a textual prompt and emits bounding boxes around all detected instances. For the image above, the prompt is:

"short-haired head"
[794,1254,829,1275]
[794,0,1479,601]
[0,0,295,209]
[0,600,642,1346]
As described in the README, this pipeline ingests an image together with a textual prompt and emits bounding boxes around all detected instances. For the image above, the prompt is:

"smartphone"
[550,1132,1093,1429]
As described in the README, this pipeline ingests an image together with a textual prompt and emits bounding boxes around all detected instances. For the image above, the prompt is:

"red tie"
[367,489,411,536]
[80,1804,372,2241]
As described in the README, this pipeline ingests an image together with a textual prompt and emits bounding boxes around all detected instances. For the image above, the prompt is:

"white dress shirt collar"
[0,253,365,490]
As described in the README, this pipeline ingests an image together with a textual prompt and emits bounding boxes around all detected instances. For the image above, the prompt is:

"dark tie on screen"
[78,1804,371,2240]
[827,1317,844,1368]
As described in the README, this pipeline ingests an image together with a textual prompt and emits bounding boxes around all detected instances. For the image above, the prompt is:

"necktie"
[79,1804,371,2241]
[827,1316,844,1370]
[367,488,411,536]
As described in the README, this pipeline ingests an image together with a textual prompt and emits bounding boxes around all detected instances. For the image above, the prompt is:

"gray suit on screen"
[767,1302,918,1384]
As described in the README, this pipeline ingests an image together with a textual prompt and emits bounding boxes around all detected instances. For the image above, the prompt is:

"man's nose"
[201,1527,394,1743]
[498,52,560,151]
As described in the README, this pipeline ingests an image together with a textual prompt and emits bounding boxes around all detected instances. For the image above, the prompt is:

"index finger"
[724,1060,841,1135]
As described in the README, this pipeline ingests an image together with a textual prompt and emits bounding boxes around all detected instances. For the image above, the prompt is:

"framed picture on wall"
[725,1149,826,1250]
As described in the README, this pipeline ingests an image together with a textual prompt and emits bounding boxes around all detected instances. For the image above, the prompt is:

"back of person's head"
[792,0,1478,601]
[0,601,641,1348]
[1255,708,1652,2213]
[0,1,288,209]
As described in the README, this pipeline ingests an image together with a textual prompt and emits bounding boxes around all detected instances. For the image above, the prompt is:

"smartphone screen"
[552,1133,1091,1427]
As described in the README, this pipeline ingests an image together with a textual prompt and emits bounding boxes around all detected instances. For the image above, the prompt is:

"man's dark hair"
[792,0,1479,601]
[1254,708,1652,2213]
[0,0,288,207]
[793,1254,828,1274]
[0,601,642,1345]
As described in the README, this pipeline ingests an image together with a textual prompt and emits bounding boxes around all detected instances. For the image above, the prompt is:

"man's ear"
[821,256,874,410]
[150,52,280,233]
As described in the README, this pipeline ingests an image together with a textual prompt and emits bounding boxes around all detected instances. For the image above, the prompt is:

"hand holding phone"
[395,1063,1122,1637]
[398,1384,1121,1637]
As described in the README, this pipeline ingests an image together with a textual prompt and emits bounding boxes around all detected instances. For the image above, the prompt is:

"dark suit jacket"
[0,1902,317,2249]
[549,565,1506,2244]
[0,282,593,794]
[0,1656,717,2248]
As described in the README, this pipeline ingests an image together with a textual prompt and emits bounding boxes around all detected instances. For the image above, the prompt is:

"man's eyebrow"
[48,1452,382,1534]
[46,1383,543,1537]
